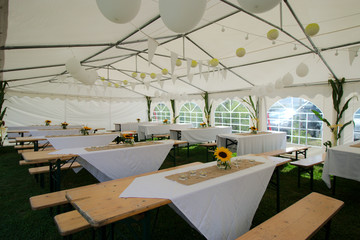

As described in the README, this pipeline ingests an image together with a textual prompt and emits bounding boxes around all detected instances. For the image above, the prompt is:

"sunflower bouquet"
[45,120,51,126]
[214,147,232,170]
[200,122,207,128]
[61,122,69,129]
[163,119,168,124]
[250,126,258,134]
[80,126,92,135]
[136,118,140,123]
[123,133,135,145]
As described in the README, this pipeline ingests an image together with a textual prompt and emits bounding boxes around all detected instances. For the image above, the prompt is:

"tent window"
[152,103,170,122]
[179,102,203,128]
[214,99,250,133]
[354,108,360,141]
[267,97,323,146]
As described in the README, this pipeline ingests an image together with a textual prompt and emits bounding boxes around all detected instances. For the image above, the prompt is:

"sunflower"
[250,126,257,131]
[214,147,232,162]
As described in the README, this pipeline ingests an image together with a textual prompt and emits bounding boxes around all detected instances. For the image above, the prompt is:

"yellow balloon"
[236,48,246,57]
[267,29,279,40]
[162,68,169,75]
[305,23,320,36]
[131,72,137,78]
[123,80,128,85]
[209,58,219,67]
[107,82,112,87]
[191,60,198,68]
[140,73,146,79]
[114,83,120,88]
[176,59,182,66]
[100,77,105,81]
[150,73,156,79]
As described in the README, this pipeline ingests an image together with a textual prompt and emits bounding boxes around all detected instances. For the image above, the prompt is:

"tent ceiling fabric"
[1,0,360,99]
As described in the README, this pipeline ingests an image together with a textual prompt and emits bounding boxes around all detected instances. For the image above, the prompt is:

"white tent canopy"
[1,0,360,144]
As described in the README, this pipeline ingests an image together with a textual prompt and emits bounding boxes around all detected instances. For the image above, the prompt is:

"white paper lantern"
[282,73,294,86]
[65,57,81,75]
[275,78,284,89]
[237,0,281,13]
[266,83,274,93]
[159,0,207,33]
[96,0,141,24]
[296,63,309,77]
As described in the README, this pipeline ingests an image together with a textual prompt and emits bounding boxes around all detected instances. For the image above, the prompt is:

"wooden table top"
[7,130,29,133]
[66,162,202,227]
[22,150,77,163]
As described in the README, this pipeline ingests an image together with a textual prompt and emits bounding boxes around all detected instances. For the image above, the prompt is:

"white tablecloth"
[7,125,82,138]
[217,131,287,156]
[170,126,232,144]
[120,155,276,240]
[52,140,174,182]
[47,134,119,149]
[114,122,139,131]
[28,129,81,137]
[138,123,192,140]
[322,141,360,188]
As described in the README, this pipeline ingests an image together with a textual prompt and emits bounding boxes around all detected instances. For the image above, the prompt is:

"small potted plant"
[250,126,258,134]
[61,122,69,129]
[45,120,51,126]
[80,126,92,135]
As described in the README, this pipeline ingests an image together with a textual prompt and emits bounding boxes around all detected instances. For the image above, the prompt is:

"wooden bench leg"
[325,219,332,240]
[332,176,336,195]
[297,166,314,191]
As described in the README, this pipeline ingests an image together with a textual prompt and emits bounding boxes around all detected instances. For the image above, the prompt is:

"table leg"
[34,140,39,151]
[275,167,280,213]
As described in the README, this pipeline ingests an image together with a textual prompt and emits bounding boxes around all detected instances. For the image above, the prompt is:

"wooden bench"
[14,143,51,150]
[151,134,170,140]
[55,210,91,236]
[170,140,190,166]
[236,192,344,240]
[198,142,217,162]
[28,162,82,175]
[290,154,325,191]
[30,162,201,237]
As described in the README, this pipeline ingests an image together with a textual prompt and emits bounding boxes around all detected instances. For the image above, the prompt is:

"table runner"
[120,155,276,240]
[85,141,161,152]
[165,159,263,186]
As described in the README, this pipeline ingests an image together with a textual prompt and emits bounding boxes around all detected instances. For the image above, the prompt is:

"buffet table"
[170,126,232,144]
[217,131,287,156]
[322,141,360,189]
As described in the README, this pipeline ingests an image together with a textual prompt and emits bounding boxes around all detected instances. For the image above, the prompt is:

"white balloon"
[275,78,284,89]
[96,0,141,24]
[296,63,309,78]
[282,73,294,86]
[65,57,81,75]
[237,0,281,13]
[159,0,207,33]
